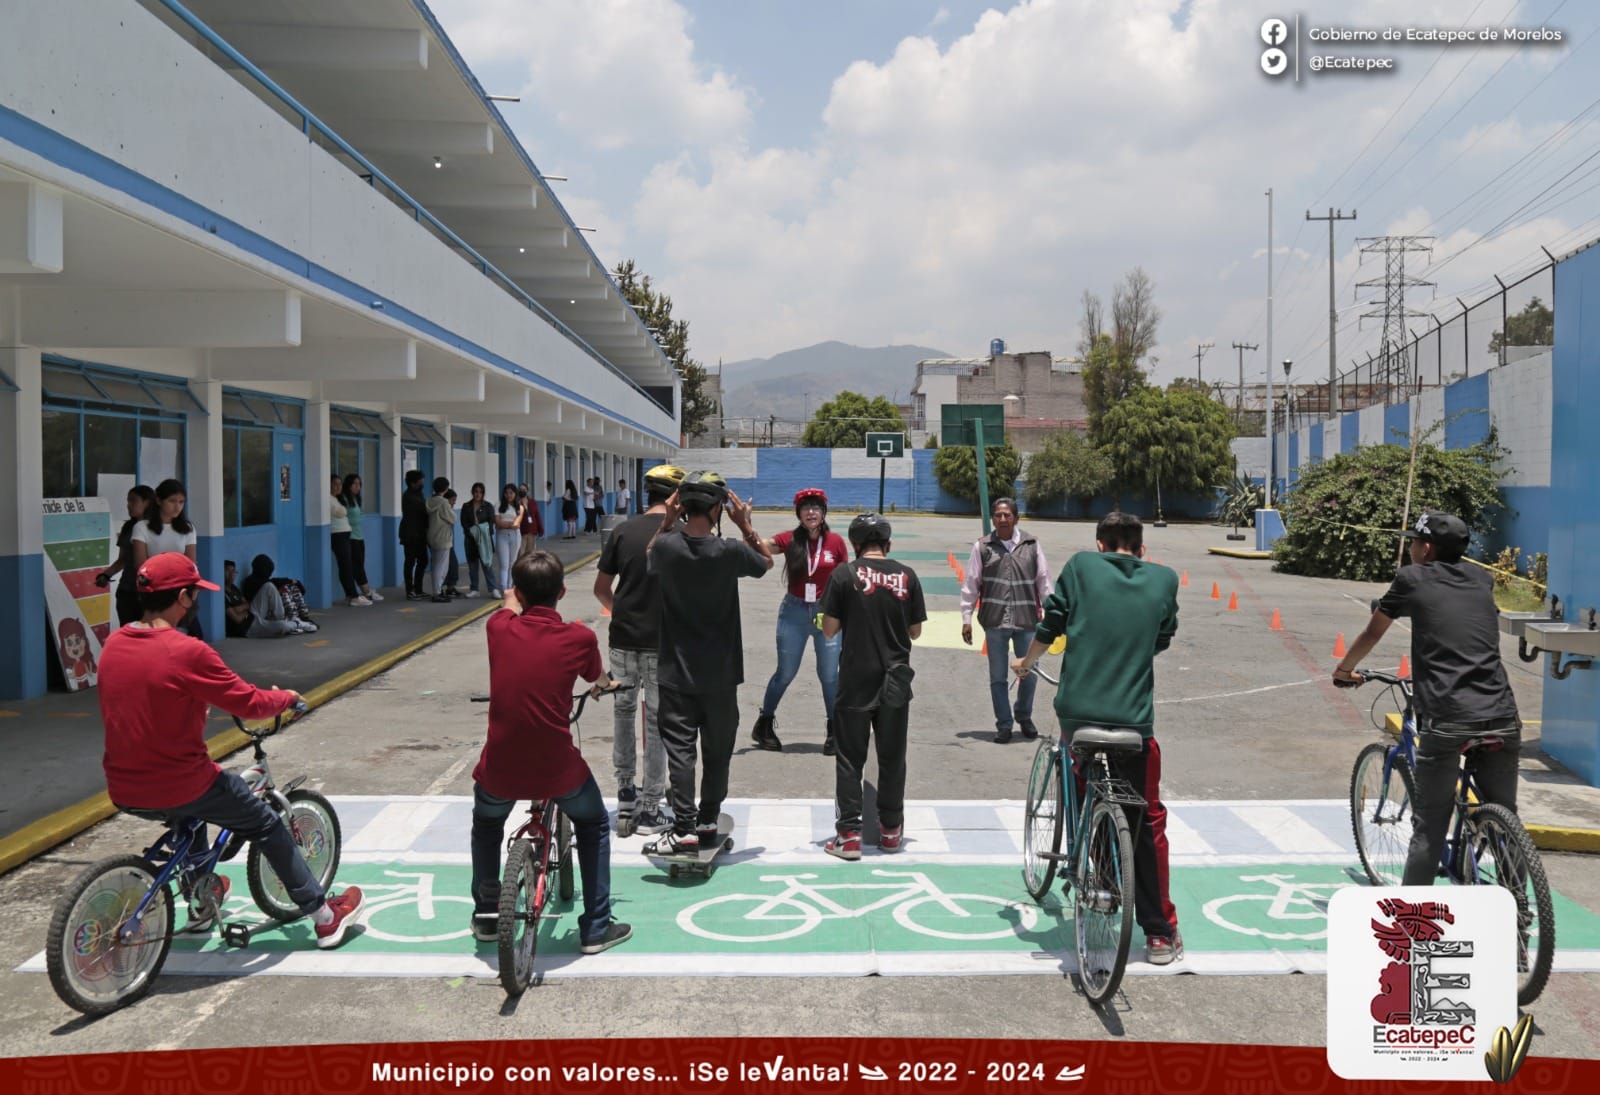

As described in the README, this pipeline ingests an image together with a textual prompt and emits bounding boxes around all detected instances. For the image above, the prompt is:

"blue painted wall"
[1444,373,1492,449]
[1,554,47,699]
[1341,414,1360,454]
[195,534,226,643]
[1288,433,1299,485]
[1384,402,1410,446]
[1308,426,1323,464]
[1542,244,1600,784]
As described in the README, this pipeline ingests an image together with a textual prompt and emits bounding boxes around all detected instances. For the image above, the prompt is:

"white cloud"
[427,0,751,150]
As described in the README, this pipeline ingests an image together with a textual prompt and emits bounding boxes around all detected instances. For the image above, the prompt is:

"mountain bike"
[1020,663,1147,1006]
[482,679,630,996]
[46,702,339,1015]
[1341,668,1554,1005]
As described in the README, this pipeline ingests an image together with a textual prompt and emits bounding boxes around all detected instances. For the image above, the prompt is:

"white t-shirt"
[329,496,351,534]
[131,522,198,557]
[618,488,631,513]
[583,484,595,507]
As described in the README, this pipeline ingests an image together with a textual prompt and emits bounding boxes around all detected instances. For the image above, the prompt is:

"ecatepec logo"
[1327,887,1517,1080]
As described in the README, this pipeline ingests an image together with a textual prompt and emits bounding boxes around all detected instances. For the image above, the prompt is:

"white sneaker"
[349,596,373,607]
[366,590,384,602]
[297,620,319,633]
[464,589,481,599]
[288,620,306,633]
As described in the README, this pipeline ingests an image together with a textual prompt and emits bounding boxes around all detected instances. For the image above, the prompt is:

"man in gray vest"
[960,497,1051,743]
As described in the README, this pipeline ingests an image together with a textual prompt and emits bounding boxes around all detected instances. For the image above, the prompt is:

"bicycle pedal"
[1037,851,1070,862]
[220,922,253,949]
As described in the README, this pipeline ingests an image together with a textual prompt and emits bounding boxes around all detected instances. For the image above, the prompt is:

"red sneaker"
[878,825,904,853]
[315,887,364,950]
[825,832,862,861]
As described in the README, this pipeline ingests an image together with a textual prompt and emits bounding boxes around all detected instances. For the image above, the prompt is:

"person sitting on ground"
[468,550,631,954]
[223,559,255,639]
[239,555,318,635]
[98,552,362,945]
[1011,511,1182,966]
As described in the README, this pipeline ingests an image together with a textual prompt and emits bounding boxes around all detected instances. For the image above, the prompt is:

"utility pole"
[1265,188,1275,506]
[1193,341,1214,385]
[1231,341,1258,417]
[1306,207,1357,416]
[1357,235,1435,397]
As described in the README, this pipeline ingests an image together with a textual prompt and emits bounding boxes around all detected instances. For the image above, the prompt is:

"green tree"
[1023,431,1114,509]
[1079,268,1160,440]
[1098,387,1236,503]
[1273,436,1508,581]
[1080,333,1147,440]
[933,443,1023,505]
[801,390,906,448]
[1488,297,1553,354]
[612,260,718,438]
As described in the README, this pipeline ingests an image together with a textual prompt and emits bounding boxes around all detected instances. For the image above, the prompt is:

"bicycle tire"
[498,837,541,995]
[1465,803,1555,1006]
[557,808,574,903]
[1350,743,1416,886]
[1075,798,1134,1007]
[46,855,174,1016]
[247,788,343,921]
[1023,741,1064,902]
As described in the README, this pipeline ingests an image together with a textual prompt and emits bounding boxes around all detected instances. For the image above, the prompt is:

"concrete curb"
[1206,546,1273,559]
[0,551,602,877]
[1523,825,1600,854]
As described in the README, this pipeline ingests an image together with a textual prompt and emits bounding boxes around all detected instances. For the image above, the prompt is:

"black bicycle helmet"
[677,470,729,514]
[848,512,892,547]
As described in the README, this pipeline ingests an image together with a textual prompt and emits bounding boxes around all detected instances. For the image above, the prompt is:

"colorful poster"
[42,497,113,691]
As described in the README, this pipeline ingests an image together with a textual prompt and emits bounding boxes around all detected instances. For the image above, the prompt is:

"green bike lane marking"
[22,860,1598,980]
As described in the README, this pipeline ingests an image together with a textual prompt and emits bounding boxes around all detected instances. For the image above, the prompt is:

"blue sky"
[425,0,1598,388]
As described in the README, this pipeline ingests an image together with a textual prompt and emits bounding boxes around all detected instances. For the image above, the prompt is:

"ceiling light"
[433,156,443,169]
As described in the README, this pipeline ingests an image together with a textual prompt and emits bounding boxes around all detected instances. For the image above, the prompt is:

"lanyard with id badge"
[804,535,823,603]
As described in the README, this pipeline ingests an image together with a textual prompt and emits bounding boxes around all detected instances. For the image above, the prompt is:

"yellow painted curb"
[1524,825,1600,853]
[0,552,602,877]
[1206,546,1273,559]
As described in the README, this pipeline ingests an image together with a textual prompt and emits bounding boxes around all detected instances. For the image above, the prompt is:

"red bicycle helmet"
[794,488,828,516]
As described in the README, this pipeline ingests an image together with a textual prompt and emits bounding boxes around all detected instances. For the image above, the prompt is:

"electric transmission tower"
[1355,235,1434,396]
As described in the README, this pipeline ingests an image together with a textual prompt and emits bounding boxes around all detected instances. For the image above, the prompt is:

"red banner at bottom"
[1,1038,1591,1093]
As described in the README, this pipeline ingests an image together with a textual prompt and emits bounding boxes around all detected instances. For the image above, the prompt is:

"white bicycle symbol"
[1202,872,1349,941]
[357,870,476,943]
[679,869,1040,943]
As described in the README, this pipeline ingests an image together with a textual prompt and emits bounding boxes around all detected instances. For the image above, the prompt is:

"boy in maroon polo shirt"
[98,552,363,947]
[469,550,631,953]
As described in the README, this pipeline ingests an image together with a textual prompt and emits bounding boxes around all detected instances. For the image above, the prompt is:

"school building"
[0,0,680,700]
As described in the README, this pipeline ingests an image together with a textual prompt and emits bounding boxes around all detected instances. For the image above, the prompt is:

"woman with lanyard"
[749,488,848,755]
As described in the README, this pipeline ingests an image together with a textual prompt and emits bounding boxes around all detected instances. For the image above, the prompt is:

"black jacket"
[399,487,428,544]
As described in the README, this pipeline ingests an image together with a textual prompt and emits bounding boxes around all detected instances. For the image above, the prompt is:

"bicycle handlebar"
[231,700,308,738]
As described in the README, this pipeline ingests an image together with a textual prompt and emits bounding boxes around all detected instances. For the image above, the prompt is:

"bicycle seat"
[1069,727,1145,754]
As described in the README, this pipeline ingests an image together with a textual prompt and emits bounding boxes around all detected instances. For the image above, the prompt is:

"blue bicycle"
[46,702,341,1015]
[1344,668,1554,1005]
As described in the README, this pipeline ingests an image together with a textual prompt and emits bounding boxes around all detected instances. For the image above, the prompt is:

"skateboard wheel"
[668,864,679,879]
[705,865,715,878]
[724,839,734,852]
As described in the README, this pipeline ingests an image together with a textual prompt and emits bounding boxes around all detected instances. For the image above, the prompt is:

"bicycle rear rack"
[1093,777,1149,810]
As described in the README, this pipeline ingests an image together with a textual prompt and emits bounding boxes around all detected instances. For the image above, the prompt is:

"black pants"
[331,531,358,598]
[834,702,909,834]
[657,685,739,834]
[1402,718,1521,885]
[1072,735,1177,939]
[584,507,598,533]
[402,541,428,595]
[349,537,369,589]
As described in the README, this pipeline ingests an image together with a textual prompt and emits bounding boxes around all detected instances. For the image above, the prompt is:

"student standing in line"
[130,479,202,638]
[399,469,430,600]
[820,513,926,859]
[330,474,369,607]
[749,488,848,755]
[425,477,456,603]
[97,484,157,627]
[616,478,632,516]
[640,472,772,856]
[561,480,580,539]
[494,484,524,594]
[460,482,497,598]
[340,473,382,603]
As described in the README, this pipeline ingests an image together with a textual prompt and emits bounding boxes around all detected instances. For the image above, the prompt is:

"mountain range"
[714,341,955,422]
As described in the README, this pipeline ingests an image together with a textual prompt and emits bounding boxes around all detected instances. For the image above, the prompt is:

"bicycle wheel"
[1074,799,1134,1007]
[1350,743,1416,886]
[46,855,174,1016]
[248,788,343,921]
[1023,741,1064,902]
[1465,803,1555,1006]
[498,837,544,995]
[556,809,574,903]
[678,893,823,942]
[894,893,1040,940]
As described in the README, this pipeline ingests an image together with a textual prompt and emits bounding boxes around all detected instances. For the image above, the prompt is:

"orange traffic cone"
[981,638,988,656]
[1227,591,1239,611]
[1333,632,1347,658]
[1210,581,1221,600]
[1398,654,1411,678]
[1270,608,1283,631]
[1180,571,1190,587]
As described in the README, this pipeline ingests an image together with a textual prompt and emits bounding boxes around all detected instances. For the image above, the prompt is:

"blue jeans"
[986,626,1037,730]
[470,776,614,943]
[760,594,841,719]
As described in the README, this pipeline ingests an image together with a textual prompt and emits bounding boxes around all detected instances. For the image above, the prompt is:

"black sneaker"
[633,805,670,835]
[616,783,638,821]
[822,717,837,756]
[580,922,632,954]
[751,713,782,751]
[696,820,722,848]
[406,591,424,601]
[470,911,498,942]
[994,726,1014,744]
[1018,719,1039,741]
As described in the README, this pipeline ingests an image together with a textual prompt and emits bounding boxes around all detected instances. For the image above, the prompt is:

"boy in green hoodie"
[1012,511,1182,966]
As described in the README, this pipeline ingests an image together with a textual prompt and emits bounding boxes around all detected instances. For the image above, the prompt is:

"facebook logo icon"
[1261,18,1289,47]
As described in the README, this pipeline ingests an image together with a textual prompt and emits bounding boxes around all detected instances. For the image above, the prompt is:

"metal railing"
[151,0,666,413]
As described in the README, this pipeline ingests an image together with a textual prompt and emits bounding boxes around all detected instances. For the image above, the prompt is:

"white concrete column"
[303,400,333,607]
[187,378,226,643]
[0,346,45,698]
[380,411,403,588]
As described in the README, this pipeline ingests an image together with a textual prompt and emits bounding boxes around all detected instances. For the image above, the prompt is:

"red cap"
[135,552,220,593]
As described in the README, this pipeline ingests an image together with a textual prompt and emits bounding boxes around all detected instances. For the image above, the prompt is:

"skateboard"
[643,813,735,879]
